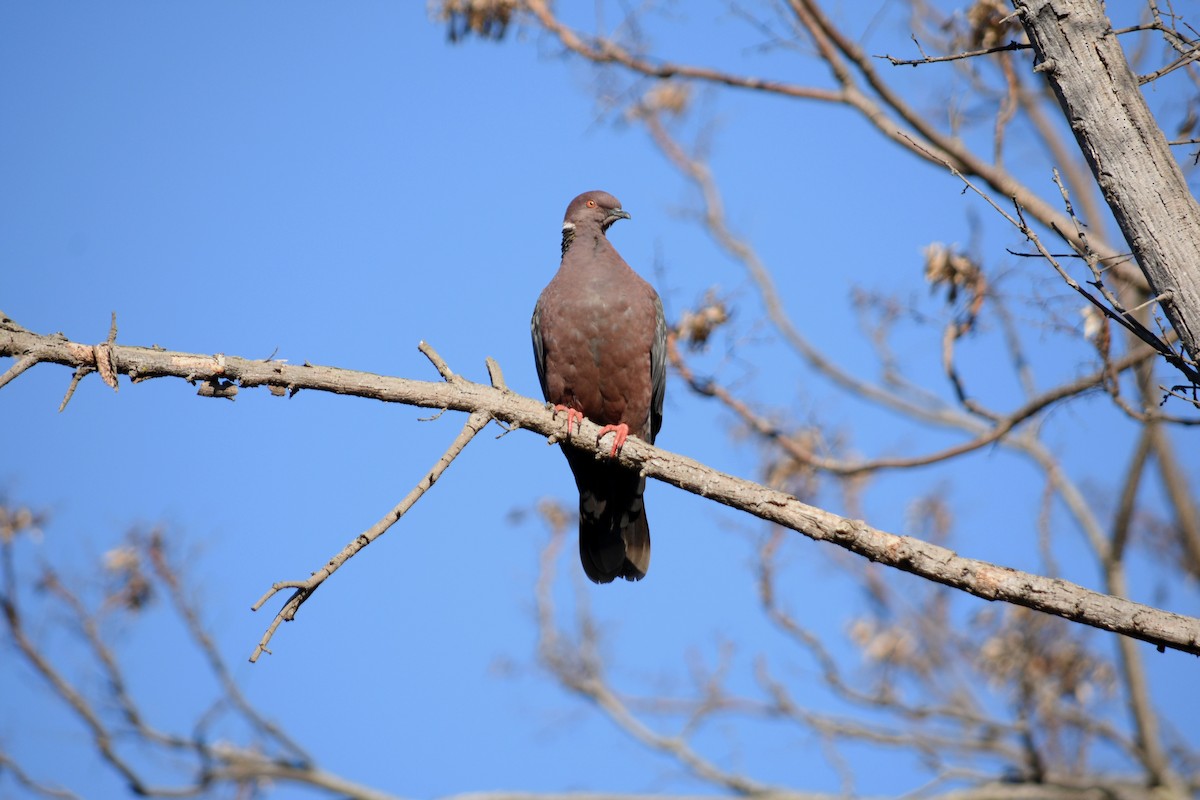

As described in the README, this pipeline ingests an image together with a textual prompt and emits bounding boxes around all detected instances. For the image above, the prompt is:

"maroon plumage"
[531,191,666,583]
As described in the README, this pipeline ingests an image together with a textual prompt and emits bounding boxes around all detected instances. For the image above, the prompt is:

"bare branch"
[1137,40,1200,84]
[143,535,310,759]
[512,0,1144,292]
[1015,0,1200,368]
[879,39,1030,66]
[0,524,411,799]
[519,0,842,103]
[1,561,198,796]
[782,0,1143,287]
[4,316,1198,654]
[534,521,782,796]
[0,751,81,800]
[249,408,492,661]
[1149,425,1200,577]
[670,304,1182,478]
[0,354,36,390]
[898,131,1198,390]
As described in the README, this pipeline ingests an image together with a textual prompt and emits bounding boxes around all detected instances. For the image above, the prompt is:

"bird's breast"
[537,275,655,433]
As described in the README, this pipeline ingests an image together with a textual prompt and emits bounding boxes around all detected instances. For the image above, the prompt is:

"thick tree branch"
[3,315,1198,655]
[1014,0,1200,370]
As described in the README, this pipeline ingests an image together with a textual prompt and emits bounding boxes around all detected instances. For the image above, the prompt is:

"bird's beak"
[604,208,632,227]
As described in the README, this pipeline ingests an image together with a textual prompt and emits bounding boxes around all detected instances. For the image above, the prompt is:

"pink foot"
[553,404,584,436]
[597,423,630,457]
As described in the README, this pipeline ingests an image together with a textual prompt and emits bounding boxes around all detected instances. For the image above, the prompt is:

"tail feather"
[565,451,651,583]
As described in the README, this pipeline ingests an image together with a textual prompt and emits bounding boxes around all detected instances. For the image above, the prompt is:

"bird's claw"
[597,423,630,457]
[552,404,584,436]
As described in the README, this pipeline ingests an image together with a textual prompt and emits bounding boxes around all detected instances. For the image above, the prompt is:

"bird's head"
[562,190,631,235]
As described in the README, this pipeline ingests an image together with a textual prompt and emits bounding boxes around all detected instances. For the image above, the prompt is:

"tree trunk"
[1014,0,1200,377]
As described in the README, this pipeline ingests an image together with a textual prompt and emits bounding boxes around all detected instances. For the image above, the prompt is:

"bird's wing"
[530,297,550,400]
[649,293,666,443]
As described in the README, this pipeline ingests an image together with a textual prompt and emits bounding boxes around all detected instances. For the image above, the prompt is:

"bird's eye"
[586,199,596,208]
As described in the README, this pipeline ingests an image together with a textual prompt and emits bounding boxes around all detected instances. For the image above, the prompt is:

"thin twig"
[899,132,1198,388]
[485,356,507,390]
[58,366,93,412]
[0,545,190,796]
[420,340,456,381]
[0,355,36,390]
[1138,42,1200,84]
[249,408,492,661]
[0,752,81,800]
[878,39,1030,66]
[670,333,1176,476]
[36,569,190,750]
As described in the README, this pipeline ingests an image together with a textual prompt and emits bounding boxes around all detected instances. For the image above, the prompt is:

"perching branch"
[3,314,1198,655]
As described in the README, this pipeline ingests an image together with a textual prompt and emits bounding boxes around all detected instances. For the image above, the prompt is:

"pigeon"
[531,190,666,583]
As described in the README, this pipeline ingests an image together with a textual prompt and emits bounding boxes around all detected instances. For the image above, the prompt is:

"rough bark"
[1014,0,1200,375]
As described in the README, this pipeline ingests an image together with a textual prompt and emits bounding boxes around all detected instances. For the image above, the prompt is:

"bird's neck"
[561,224,609,262]
[560,223,576,257]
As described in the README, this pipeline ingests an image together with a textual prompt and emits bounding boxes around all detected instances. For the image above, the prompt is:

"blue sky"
[2,3,1198,798]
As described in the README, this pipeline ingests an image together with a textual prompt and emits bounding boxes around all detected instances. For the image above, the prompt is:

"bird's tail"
[568,455,651,583]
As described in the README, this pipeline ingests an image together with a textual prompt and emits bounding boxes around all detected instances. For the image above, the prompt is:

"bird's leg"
[552,404,584,436]
[596,423,630,457]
